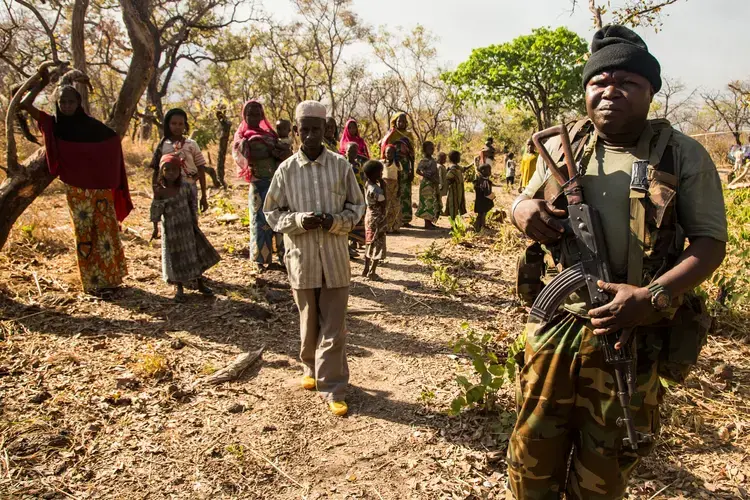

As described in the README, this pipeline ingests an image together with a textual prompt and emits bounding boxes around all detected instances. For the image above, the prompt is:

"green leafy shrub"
[450,322,525,415]
[706,189,750,306]
[432,265,458,294]
[449,216,469,245]
[417,242,443,265]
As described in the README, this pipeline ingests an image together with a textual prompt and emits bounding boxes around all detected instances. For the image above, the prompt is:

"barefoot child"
[444,150,467,220]
[505,152,516,192]
[150,108,209,213]
[415,141,441,229]
[362,160,387,279]
[151,154,221,302]
[473,163,495,232]
[346,142,368,259]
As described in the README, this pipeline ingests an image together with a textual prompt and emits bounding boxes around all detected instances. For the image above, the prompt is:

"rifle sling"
[627,125,673,287]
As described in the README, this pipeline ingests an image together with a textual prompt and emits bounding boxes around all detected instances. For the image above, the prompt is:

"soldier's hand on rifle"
[588,281,659,338]
[513,199,566,243]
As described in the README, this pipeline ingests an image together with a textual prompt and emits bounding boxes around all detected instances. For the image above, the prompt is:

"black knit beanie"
[582,25,661,92]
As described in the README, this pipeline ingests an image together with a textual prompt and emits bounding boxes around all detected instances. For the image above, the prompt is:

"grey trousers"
[292,286,349,402]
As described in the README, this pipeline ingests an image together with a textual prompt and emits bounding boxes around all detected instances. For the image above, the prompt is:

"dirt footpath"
[1,179,748,499]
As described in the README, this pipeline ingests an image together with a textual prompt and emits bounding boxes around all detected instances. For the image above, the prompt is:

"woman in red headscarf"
[21,72,132,295]
[232,100,290,270]
[338,119,369,159]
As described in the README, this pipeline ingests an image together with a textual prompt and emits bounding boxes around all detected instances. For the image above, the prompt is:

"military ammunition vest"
[515,119,709,384]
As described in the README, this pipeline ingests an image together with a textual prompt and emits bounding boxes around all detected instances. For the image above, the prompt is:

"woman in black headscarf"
[21,70,132,294]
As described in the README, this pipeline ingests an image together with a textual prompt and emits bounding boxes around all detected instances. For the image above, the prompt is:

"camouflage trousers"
[506,313,663,499]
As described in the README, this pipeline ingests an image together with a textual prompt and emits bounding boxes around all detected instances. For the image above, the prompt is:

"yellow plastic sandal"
[301,376,316,391]
[329,401,348,416]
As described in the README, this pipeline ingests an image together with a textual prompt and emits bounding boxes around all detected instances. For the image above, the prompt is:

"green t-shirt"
[523,126,728,315]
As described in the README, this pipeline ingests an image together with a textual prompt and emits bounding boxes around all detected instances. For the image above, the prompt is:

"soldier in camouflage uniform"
[507,26,728,499]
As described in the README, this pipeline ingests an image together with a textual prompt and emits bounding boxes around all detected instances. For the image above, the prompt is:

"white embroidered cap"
[295,100,327,121]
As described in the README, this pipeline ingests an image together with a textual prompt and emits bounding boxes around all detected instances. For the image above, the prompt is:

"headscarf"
[38,85,132,222]
[339,118,369,158]
[160,153,184,168]
[54,86,117,142]
[232,100,278,182]
[234,100,277,142]
[156,153,184,187]
[380,112,415,158]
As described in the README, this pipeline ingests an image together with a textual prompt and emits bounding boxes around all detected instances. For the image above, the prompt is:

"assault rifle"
[529,125,652,451]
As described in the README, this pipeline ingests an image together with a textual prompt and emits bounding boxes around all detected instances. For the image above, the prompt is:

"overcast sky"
[266,0,750,92]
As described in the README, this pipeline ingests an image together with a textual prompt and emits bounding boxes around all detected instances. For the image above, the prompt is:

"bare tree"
[0,0,155,249]
[141,0,254,136]
[71,0,91,112]
[370,25,454,145]
[215,108,230,187]
[650,76,696,130]
[571,0,683,29]
[291,0,366,123]
[702,81,750,146]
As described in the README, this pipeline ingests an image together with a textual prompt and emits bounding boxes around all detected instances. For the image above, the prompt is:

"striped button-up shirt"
[264,148,366,290]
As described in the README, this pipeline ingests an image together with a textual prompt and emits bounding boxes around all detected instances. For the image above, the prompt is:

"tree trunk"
[0,0,155,250]
[534,112,544,132]
[141,78,162,140]
[216,114,231,188]
[108,0,156,136]
[71,0,90,113]
[0,150,55,248]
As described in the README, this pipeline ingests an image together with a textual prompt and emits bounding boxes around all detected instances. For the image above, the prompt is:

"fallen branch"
[728,165,749,189]
[195,345,265,386]
[348,307,383,315]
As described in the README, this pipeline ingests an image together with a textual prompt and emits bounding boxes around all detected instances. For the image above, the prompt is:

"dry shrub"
[133,349,170,379]
[492,223,526,254]
[5,211,72,260]
[693,133,735,168]
[122,137,157,171]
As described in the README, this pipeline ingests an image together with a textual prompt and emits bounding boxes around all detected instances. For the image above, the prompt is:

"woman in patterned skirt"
[415,141,441,229]
[21,70,132,295]
[381,145,402,233]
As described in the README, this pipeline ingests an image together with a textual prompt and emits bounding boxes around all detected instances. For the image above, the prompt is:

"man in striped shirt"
[264,101,365,417]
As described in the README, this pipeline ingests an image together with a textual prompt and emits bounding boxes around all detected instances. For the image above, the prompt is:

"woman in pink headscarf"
[232,100,291,270]
[338,119,370,159]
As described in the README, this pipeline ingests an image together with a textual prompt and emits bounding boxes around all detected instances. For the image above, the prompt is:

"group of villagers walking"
[19,62,492,300]
[17,69,478,419]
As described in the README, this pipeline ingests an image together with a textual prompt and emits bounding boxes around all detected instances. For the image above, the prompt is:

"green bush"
[449,216,469,244]
[706,189,750,306]
[450,322,525,415]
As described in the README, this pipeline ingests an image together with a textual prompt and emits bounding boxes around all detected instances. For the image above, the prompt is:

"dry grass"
[133,348,170,379]
[0,169,747,499]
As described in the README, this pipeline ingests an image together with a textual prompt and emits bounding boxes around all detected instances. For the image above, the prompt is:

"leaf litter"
[0,177,748,499]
